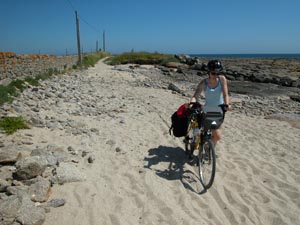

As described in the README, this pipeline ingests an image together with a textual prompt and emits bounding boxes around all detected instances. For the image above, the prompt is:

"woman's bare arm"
[190,79,205,103]
[220,75,231,110]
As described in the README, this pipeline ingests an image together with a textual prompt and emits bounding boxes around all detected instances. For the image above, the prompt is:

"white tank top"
[205,78,224,106]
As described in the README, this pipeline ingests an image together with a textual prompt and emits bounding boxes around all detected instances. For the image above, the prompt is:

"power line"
[66,0,76,11]
[78,15,101,33]
[65,0,101,34]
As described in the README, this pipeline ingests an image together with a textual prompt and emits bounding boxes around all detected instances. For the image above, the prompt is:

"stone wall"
[0,52,78,85]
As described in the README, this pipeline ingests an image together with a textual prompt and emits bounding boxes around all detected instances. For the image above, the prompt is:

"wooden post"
[75,10,82,66]
[103,30,106,52]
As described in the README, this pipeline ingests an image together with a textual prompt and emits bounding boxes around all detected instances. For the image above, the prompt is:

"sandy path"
[39,60,300,225]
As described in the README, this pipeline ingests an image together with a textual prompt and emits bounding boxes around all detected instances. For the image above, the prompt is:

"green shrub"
[0,85,19,105]
[35,68,55,81]
[9,79,26,92]
[25,76,39,86]
[81,52,110,68]
[160,56,180,66]
[0,68,58,106]
[105,52,179,65]
[0,79,28,104]
[0,117,29,135]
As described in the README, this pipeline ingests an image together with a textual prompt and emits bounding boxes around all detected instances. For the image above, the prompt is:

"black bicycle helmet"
[207,60,223,72]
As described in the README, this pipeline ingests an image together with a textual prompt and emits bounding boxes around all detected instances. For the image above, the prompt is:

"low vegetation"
[105,52,179,66]
[0,52,110,135]
[0,116,29,135]
[0,52,109,106]
[0,68,58,105]
[81,51,110,68]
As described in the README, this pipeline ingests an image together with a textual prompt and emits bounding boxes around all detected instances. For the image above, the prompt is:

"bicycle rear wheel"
[198,139,216,189]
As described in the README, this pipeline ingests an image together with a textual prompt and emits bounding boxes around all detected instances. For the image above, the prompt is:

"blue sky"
[1,0,300,55]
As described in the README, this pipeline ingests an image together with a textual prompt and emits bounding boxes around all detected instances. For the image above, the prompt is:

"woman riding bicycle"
[190,60,231,146]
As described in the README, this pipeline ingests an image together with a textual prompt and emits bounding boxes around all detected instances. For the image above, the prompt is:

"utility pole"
[96,40,98,52]
[75,10,82,66]
[103,30,106,52]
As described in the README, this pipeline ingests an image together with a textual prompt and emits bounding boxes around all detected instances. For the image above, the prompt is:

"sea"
[189,54,300,59]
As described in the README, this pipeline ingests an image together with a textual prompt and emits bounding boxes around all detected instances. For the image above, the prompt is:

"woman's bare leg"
[212,129,222,146]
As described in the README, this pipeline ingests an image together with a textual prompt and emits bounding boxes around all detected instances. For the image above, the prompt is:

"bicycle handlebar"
[189,102,229,113]
[218,104,229,113]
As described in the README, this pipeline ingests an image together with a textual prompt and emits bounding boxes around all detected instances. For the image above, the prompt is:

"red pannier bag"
[169,103,190,137]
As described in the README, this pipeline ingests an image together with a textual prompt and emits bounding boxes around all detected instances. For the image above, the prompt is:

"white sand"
[24,60,300,225]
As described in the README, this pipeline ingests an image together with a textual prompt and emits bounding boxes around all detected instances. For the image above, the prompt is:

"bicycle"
[184,102,227,190]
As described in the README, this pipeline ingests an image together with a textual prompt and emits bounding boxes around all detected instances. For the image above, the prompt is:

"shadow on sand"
[144,145,207,194]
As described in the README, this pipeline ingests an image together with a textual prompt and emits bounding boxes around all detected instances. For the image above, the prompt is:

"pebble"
[115,147,122,152]
[47,198,66,208]
[87,155,95,163]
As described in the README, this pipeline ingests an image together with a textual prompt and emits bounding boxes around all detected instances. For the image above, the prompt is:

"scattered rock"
[168,83,183,94]
[0,179,10,192]
[29,176,51,203]
[51,162,86,184]
[290,95,300,103]
[47,198,66,208]
[16,196,46,225]
[87,155,95,163]
[30,148,58,167]
[0,148,22,164]
[81,151,88,157]
[0,195,22,225]
[15,156,48,180]
[67,146,78,155]
[115,147,122,152]
[106,140,116,146]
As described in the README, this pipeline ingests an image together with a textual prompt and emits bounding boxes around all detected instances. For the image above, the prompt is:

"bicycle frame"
[188,120,213,153]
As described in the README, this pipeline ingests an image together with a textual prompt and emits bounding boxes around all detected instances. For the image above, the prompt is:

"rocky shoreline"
[0,57,300,224]
[114,56,300,121]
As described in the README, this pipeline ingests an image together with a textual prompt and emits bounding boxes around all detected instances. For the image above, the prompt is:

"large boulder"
[15,156,48,180]
[51,162,86,184]
[168,83,184,95]
[2,186,46,225]
[30,148,58,167]
[0,166,15,181]
[0,195,21,225]
[29,176,51,202]
[0,179,10,192]
[280,76,293,87]
[0,148,22,164]
[16,195,46,225]
[190,63,206,71]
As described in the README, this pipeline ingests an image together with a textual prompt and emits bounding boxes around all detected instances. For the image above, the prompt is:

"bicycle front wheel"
[198,139,216,189]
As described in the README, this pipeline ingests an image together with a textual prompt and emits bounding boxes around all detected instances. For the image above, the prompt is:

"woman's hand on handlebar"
[188,101,202,109]
[226,104,232,111]
[219,104,232,112]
